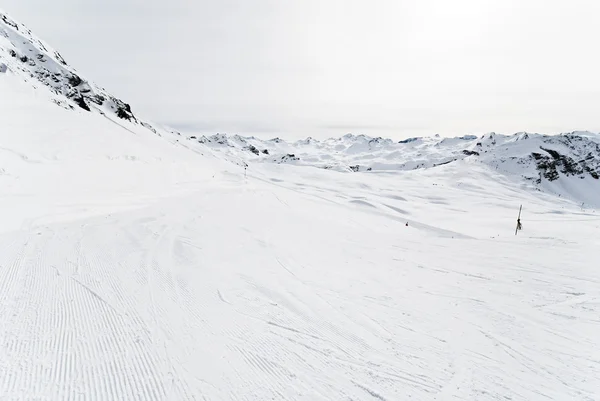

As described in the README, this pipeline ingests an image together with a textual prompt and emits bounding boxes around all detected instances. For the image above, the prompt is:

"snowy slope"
[194,131,600,206]
[0,59,222,234]
[0,8,180,138]
[1,8,600,401]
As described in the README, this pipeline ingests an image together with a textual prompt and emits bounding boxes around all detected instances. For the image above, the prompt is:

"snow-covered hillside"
[0,8,178,137]
[1,8,600,401]
[195,131,600,206]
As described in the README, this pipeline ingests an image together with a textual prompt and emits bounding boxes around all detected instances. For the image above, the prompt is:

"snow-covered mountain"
[0,8,179,138]
[195,131,600,176]
[192,131,600,205]
[1,8,600,401]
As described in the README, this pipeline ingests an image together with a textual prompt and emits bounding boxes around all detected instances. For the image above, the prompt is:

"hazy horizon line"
[165,121,597,141]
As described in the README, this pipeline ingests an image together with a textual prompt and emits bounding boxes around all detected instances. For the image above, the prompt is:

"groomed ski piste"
[1,8,600,401]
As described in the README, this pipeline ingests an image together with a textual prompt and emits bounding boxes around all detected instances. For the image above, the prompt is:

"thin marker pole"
[515,205,522,236]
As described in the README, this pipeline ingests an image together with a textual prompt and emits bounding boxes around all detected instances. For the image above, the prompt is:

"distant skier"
[516,218,522,231]
[405,222,409,227]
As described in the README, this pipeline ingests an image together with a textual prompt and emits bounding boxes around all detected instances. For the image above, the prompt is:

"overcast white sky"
[3,0,600,138]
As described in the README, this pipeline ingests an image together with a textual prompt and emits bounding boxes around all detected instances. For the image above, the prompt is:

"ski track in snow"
[0,171,598,400]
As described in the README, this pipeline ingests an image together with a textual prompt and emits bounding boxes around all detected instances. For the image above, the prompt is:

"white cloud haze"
[3,0,600,138]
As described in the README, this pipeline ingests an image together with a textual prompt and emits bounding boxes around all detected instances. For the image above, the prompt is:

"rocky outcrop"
[1,9,135,121]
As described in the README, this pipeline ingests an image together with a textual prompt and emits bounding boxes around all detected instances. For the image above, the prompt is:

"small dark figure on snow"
[405,222,409,227]
[516,218,522,231]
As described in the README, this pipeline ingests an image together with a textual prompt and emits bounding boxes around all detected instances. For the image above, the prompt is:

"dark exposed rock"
[54,51,67,66]
[530,146,595,182]
[1,14,18,30]
[262,149,269,155]
[73,95,90,111]
[247,145,260,155]
[531,152,560,182]
[462,150,480,156]
[116,106,131,120]
[68,74,82,87]
[198,134,230,145]
[278,154,299,164]
[541,147,561,160]
[114,100,134,120]
[91,94,105,105]
[141,122,157,134]
[434,159,456,167]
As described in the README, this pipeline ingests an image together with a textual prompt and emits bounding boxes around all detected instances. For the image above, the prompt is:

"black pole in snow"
[515,205,522,236]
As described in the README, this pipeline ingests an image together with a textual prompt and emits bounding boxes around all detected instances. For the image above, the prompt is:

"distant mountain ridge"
[193,131,599,177]
[192,131,600,204]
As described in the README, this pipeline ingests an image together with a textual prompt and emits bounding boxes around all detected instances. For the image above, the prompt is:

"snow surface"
[1,8,600,401]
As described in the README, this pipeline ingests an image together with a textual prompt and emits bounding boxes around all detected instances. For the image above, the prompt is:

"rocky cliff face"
[530,135,600,183]
[1,9,135,121]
